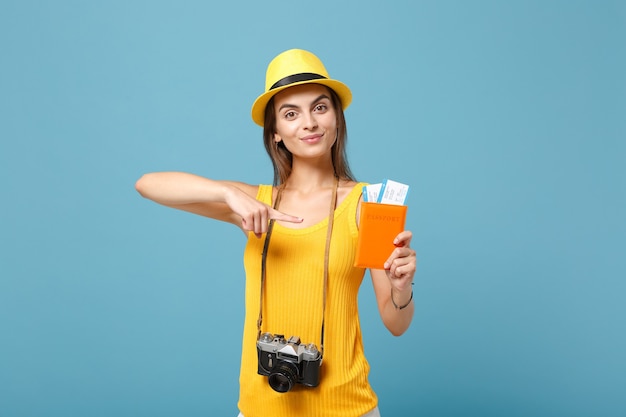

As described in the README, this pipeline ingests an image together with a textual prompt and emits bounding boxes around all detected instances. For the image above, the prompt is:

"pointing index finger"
[270,209,303,224]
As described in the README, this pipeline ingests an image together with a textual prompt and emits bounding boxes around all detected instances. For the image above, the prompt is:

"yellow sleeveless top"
[238,182,378,417]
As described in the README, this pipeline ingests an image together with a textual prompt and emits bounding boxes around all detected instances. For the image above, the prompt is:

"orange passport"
[354,202,408,269]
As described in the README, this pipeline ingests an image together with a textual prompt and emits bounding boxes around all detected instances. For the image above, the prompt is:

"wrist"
[221,183,239,204]
[390,283,414,310]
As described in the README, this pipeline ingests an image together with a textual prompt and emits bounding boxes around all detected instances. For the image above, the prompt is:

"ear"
[273,133,282,143]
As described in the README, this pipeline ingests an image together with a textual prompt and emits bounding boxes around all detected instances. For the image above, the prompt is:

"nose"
[303,111,318,130]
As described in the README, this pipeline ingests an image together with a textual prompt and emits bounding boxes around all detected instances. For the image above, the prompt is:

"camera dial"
[304,343,318,354]
[260,332,274,343]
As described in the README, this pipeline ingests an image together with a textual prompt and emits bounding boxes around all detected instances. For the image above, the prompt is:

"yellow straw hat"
[251,49,352,126]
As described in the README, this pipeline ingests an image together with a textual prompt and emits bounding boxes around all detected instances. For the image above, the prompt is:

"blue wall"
[1,1,624,416]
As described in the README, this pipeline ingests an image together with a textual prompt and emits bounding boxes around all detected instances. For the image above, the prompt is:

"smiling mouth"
[301,133,323,142]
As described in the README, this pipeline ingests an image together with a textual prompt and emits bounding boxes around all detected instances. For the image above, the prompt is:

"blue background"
[1,1,625,416]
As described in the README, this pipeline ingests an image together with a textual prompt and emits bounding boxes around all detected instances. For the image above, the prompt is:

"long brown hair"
[262,86,355,186]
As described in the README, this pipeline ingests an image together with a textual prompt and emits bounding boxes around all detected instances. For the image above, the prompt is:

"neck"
[284,170,337,193]
[283,158,337,192]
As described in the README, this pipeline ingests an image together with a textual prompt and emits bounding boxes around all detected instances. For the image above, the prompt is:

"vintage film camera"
[257,332,322,393]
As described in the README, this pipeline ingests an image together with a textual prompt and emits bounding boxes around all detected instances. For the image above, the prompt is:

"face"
[272,83,338,160]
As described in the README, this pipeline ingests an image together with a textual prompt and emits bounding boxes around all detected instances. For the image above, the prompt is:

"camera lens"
[268,362,299,393]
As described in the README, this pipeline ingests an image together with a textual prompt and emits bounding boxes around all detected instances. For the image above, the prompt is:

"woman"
[136,49,416,417]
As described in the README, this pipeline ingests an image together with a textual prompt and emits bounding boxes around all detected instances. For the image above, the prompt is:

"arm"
[135,171,302,237]
[370,230,417,336]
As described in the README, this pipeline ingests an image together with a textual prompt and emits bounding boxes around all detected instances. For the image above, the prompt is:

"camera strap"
[257,177,338,357]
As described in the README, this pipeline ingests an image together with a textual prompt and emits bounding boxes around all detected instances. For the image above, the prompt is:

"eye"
[314,103,328,113]
[283,110,297,120]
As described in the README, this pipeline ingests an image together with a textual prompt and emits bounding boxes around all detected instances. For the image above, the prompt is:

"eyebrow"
[278,94,331,112]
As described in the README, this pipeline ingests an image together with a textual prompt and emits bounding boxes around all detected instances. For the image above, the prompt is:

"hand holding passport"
[355,180,410,269]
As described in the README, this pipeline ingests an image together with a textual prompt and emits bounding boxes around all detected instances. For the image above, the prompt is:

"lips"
[300,133,323,143]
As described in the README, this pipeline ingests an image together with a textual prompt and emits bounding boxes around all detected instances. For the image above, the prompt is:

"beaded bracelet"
[391,283,414,310]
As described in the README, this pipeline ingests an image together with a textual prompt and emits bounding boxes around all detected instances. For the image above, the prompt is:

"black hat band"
[270,72,327,90]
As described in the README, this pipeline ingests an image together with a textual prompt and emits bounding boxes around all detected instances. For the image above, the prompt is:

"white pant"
[237,406,381,417]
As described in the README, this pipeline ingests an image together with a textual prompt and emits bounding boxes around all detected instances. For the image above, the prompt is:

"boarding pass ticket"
[362,179,410,205]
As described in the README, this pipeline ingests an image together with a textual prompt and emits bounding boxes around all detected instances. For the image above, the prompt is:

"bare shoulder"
[338,179,360,194]
[334,179,356,204]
